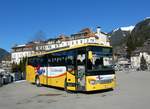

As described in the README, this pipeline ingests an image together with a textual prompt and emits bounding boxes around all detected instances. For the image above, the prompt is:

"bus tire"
[64,79,72,93]
[35,76,41,87]
[64,78,68,92]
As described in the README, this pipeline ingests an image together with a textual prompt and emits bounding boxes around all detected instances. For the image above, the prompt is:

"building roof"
[12,44,26,49]
[71,28,99,39]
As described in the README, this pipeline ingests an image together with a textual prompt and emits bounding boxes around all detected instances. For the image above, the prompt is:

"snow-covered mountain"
[0,48,10,62]
[144,17,150,20]
[110,26,134,46]
[113,25,135,32]
[109,17,150,57]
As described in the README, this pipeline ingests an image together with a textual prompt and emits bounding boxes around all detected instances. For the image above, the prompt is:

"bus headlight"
[90,80,96,85]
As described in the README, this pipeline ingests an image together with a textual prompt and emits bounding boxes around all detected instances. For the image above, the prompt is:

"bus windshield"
[87,46,113,71]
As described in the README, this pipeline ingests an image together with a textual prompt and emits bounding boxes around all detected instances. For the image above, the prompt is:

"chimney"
[96,26,101,34]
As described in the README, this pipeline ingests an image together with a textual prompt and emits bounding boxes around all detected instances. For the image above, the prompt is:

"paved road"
[0,71,150,109]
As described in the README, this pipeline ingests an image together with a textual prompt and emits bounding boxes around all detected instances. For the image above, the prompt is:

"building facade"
[11,27,110,64]
[11,44,35,64]
[131,39,150,70]
[36,27,109,51]
[131,52,150,70]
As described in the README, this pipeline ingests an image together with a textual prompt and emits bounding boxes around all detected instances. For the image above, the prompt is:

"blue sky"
[0,0,150,51]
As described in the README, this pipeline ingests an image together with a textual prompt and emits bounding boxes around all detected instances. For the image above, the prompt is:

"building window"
[90,39,95,42]
[85,39,88,43]
[76,40,78,44]
[13,54,16,58]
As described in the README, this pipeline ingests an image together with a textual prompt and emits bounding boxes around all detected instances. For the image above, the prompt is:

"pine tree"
[17,57,27,79]
[126,35,136,58]
[11,62,18,72]
[18,57,27,73]
[140,55,147,70]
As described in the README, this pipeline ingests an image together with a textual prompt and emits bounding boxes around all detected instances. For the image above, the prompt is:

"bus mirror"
[88,51,93,61]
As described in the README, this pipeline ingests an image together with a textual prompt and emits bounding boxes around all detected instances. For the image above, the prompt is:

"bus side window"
[87,59,92,70]
[28,58,34,66]
[77,54,85,65]
[61,57,65,64]
[69,59,73,65]
[95,59,100,66]
[64,50,75,65]
[34,57,39,67]
[48,57,52,66]
[77,48,86,65]
[40,56,47,67]
[28,57,38,67]
[28,58,31,65]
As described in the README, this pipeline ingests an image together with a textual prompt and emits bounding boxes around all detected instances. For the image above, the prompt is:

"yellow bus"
[26,44,116,91]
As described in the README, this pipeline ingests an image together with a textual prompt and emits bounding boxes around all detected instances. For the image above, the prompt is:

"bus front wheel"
[35,76,41,87]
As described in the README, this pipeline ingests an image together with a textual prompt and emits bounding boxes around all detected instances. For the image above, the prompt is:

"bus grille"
[96,79,113,84]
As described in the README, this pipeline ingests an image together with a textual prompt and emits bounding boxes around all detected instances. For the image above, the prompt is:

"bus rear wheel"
[64,79,72,93]
[64,78,67,91]
[35,76,41,87]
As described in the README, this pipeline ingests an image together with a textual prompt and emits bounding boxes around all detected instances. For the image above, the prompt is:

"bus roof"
[29,43,112,57]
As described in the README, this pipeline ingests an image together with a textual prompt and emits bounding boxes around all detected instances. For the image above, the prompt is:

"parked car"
[3,74,13,84]
[0,73,14,85]
[0,73,3,87]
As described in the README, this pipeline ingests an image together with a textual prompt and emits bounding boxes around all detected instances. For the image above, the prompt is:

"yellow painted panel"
[86,76,116,91]
[26,65,36,83]
[39,75,47,85]
[66,71,76,91]
[67,86,76,91]
[47,74,66,88]
[67,71,75,83]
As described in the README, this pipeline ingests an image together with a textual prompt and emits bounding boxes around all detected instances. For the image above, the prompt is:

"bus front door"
[66,66,86,91]
[66,65,77,91]
[77,66,86,91]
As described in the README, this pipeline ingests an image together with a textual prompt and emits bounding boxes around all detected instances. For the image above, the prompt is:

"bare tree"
[31,30,46,42]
